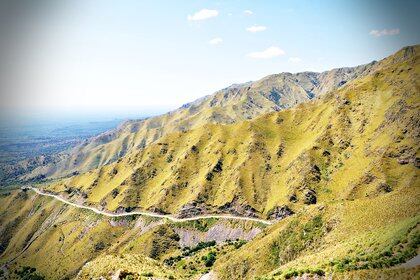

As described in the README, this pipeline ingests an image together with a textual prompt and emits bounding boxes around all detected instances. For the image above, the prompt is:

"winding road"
[28,187,273,225]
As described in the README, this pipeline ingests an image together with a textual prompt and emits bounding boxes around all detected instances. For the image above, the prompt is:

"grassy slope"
[0,191,132,279]
[75,254,180,279]
[210,46,420,279]
[0,190,264,279]
[214,187,419,279]
[1,46,418,279]
[43,46,419,220]
[24,62,374,182]
[38,45,420,278]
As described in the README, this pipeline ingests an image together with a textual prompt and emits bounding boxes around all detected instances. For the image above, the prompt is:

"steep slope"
[0,189,263,279]
[0,45,418,280]
[42,46,418,221]
[21,62,376,182]
[210,45,420,279]
[215,187,419,279]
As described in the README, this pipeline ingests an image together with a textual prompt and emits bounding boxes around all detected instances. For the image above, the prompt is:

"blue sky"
[2,0,419,121]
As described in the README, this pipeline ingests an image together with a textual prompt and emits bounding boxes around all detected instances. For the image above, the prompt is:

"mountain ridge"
[39,45,419,218]
[16,59,378,183]
[0,45,418,280]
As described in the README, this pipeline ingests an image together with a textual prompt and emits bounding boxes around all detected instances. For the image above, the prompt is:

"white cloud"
[247,47,285,59]
[246,25,267,33]
[209,37,223,45]
[369,28,400,37]
[289,57,302,63]
[187,9,219,21]
[244,10,253,15]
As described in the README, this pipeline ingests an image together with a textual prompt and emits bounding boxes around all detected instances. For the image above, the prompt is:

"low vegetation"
[0,46,419,279]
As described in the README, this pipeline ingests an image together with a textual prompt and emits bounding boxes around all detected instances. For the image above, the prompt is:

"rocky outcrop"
[304,189,317,204]
[376,182,392,193]
[218,197,259,218]
[267,206,294,220]
[177,202,209,218]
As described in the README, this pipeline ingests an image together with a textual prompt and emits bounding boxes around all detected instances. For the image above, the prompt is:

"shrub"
[313,268,325,276]
[233,239,247,249]
[15,266,45,280]
[94,241,106,251]
[184,241,216,256]
[203,251,217,267]
[284,269,299,279]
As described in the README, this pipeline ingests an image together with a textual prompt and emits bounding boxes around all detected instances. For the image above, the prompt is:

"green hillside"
[20,61,375,182]
[0,45,418,280]
[0,190,264,279]
[42,46,419,218]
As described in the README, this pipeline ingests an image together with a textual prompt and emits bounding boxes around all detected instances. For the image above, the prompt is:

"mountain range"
[17,59,377,182]
[0,45,418,280]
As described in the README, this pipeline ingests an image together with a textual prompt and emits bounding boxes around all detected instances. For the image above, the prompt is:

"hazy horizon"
[1,0,419,122]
